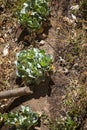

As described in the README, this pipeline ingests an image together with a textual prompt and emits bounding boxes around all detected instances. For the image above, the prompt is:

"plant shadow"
[6,78,54,112]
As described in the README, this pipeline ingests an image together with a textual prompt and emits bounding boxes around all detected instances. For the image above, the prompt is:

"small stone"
[1,104,6,108]
[39,40,45,45]
[42,33,47,39]
[4,33,7,38]
[2,26,5,29]
[0,37,4,43]
[14,38,18,42]
[57,27,61,30]
[3,99,8,102]
[38,33,47,40]
[62,95,66,99]
[73,63,79,68]
[3,44,9,56]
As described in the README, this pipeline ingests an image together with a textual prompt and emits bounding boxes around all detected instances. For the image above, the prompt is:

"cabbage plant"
[17,0,50,31]
[1,106,39,130]
[15,48,53,85]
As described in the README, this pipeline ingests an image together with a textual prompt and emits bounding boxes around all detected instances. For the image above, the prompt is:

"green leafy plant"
[1,106,39,130]
[17,0,50,31]
[49,115,78,130]
[64,115,78,130]
[15,48,53,85]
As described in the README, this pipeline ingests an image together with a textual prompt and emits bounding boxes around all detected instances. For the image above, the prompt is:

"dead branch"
[0,87,33,99]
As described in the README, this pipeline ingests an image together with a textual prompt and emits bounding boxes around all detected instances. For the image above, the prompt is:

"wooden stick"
[0,87,33,99]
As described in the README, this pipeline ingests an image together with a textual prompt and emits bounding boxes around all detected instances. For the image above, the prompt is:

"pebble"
[42,33,47,39]
[2,26,5,29]
[73,63,79,69]
[39,40,45,45]
[4,33,7,38]
[3,44,10,56]
[14,38,18,42]
[0,37,4,43]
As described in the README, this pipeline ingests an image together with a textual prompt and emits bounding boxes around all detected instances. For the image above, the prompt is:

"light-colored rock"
[0,37,4,43]
[3,44,10,56]
[4,33,7,38]
[39,40,46,45]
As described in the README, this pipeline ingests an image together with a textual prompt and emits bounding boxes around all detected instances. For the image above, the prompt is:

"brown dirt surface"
[0,0,87,130]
